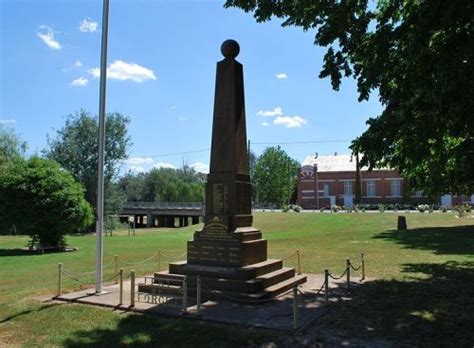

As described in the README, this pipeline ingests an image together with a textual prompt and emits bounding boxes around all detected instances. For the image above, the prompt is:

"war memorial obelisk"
[166,40,306,301]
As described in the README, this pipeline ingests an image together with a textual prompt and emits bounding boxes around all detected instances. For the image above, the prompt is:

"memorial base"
[147,228,307,303]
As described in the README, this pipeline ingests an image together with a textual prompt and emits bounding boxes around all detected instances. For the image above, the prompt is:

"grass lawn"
[1,212,473,346]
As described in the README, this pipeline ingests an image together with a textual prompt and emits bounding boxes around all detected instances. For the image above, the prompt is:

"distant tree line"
[118,166,205,202]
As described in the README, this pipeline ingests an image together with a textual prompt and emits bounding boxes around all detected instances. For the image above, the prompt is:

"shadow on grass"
[374,225,474,255]
[316,261,474,346]
[0,303,62,323]
[0,247,78,257]
[62,311,277,348]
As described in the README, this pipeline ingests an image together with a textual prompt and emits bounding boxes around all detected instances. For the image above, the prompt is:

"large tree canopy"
[45,110,131,212]
[225,0,474,195]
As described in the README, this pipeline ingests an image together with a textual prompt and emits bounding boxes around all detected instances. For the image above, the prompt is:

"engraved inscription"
[212,183,228,215]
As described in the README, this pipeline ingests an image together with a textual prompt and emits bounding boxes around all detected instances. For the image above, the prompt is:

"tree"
[225,0,474,195]
[118,166,205,203]
[253,146,299,207]
[0,157,93,246]
[0,124,27,166]
[45,110,132,214]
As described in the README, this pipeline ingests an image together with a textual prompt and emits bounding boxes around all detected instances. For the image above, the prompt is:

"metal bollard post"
[114,255,119,284]
[346,259,351,290]
[361,252,365,281]
[296,250,302,275]
[324,269,329,305]
[196,276,201,315]
[182,276,188,313]
[293,285,298,330]
[130,270,136,307]
[57,263,62,296]
[119,268,123,305]
[156,250,161,272]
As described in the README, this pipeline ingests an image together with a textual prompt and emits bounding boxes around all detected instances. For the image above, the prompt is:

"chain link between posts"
[60,267,120,286]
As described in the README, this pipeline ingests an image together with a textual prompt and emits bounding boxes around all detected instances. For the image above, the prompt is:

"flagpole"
[95,0,110,294]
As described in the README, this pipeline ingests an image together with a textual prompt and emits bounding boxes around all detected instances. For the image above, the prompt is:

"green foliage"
[45,110,131,213]
[118,165,205,202]
[225,0,474,195]
[0,157,93,246]
[253,146,299,207]
[0,124,27,166]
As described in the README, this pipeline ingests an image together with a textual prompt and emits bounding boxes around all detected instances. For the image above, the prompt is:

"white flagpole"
[95,0,110,294]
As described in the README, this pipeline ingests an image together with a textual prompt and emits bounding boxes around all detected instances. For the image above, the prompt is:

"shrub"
[453,204,471,218]
[320,207,325,213]
[331,205,341,213]
[0,157,93,247]
[440,205,448,212]
[378,204,386,213]
[417,204,430,213]
[292,205,302,212]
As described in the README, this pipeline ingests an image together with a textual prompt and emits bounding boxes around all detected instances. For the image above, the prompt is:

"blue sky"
[0,0,383,174]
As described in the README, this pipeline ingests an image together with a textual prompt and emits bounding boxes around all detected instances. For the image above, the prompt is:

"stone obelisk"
[186,39,265,267]
[167,40,306,301]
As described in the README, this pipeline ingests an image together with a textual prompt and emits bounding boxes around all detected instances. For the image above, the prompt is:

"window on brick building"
[414,190,423,197]
[391,180,401,196]
[343,181,353,195]
[367,180,376,197]
[323,183,329,196]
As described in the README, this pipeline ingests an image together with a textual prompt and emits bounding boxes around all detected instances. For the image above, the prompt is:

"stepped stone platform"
[158,259,307,302]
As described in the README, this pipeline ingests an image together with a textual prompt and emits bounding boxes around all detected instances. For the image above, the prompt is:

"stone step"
[201,267,295,293]
[169,259,283,280]
[204,275,307,303]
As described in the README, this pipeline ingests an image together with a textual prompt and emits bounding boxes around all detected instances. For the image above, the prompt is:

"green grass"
[1,212,473,346]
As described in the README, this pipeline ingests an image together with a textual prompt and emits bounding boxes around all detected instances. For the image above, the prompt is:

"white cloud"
[262,122,269,127]
[126,157,154,166]
[256,107,283,117]
[273,115,307,128]
[128,166,146,174]
[275,72,288,80]
[0,119,16,124]
[169,105,177,110]
[71,77,88,87]
[36,25,61,50]
[89,60,157,82]
[79,18,98,32]
[153,162,176,169]
[74,60,82,67]
[189,162,209,174]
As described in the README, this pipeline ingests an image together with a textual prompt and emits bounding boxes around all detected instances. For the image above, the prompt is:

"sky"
[0,0,383,174]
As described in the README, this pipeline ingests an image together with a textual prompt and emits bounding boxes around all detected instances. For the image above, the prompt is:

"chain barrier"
[118,252,157,266]
[160,251,187,260]
[349,262,361,271]
[282,252,297,261]
[328,268,348,280]
[61,268,120,286]
[296,279,327,299]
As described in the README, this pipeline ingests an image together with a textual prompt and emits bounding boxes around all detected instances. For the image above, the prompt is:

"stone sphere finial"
[221,39,240,58]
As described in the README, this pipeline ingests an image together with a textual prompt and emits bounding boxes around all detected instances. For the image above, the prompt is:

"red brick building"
[297,154,473,209]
